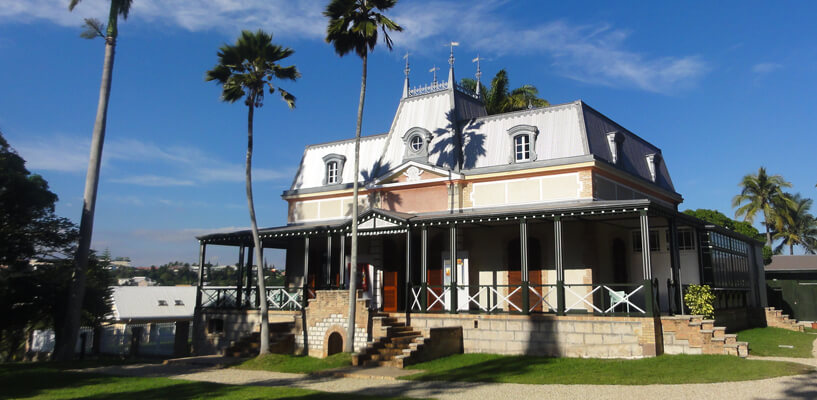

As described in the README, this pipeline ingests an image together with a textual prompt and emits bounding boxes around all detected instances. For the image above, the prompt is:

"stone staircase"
[223,321,295,357]
[352,315,427,368]
[765,307,805,332]
[661,315,748,358]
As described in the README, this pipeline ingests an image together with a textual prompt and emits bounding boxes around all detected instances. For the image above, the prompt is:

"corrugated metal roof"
[110,286,196,322]
[284,81,676,196]
[766,255,817,272]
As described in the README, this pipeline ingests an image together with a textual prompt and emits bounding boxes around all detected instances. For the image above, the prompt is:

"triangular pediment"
[373,161,462,186]
[356,208,410,230]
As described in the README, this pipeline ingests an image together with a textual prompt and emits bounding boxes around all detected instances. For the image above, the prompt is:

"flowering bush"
[684,284,715,318]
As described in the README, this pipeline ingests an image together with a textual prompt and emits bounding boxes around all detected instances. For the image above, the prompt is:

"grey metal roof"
[284,86,677,197]
[110,286,196,322]
[766,255,817,272]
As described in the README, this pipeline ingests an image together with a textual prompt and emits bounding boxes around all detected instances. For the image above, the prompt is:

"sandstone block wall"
[403,313,657,358]
[194,309,298,355]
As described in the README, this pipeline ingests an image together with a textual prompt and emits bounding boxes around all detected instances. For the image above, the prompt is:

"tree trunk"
[54,36,116,361]
[764,215,772,246]
[345,53,367,353]
[790,243,794,255]
[246,97,270,355]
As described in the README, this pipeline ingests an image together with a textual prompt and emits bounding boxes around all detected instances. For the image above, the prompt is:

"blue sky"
[1,1,815,267]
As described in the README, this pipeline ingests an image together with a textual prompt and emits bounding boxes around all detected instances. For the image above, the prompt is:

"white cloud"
[2,0,707,93]
[9,133,291,186]
[391,2,708,93]
[109,175,195,187]
[0,0,326,39]
[752,62,783,74]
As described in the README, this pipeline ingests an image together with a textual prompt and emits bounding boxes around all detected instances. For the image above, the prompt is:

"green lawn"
[737,327,816,358]
[805,327,817,334]
[0,361,402,400]
[235,352,352,374]
[402,354,812,385]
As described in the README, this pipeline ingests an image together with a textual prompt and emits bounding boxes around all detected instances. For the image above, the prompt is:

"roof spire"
[429,65,439,85]
[448,41,459,85]
[402,52,410,98]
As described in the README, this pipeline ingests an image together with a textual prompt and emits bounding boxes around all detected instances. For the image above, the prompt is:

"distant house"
[766,255,817,321]
[110,286,196,323]
[117,276,157,286]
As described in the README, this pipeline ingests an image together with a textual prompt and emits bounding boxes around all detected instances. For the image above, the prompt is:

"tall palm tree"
[54,0,133,362]
[324,0,402,353]
[772,193,817,254]
[461,69,549,115]
[206,30,299,355]
[732,167,792,246]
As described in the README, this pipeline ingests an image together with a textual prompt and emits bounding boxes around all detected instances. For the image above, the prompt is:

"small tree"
[684,284,715,318]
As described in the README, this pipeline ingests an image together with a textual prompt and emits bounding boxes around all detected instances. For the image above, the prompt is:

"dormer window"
[402,127,432,162]
[507,125,539,164]
[322,154,346,186]
[645,153,662,182]
[606,131,625,164]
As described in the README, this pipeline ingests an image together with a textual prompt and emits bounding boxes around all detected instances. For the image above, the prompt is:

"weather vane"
[472,54,483,82]
[429,65,440,84]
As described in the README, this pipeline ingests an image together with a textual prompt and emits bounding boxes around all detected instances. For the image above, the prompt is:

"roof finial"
[403,52,410,78]
[429,65,439,85]
[472,54,483,98]
[402,52,411,98]
[448,41,459,67]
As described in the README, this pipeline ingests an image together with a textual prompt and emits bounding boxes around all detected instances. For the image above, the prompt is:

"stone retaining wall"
[401,313,659,358]
[194,309,298,355]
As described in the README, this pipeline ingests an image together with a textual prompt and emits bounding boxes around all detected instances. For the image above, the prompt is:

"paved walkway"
[78,357,817,400]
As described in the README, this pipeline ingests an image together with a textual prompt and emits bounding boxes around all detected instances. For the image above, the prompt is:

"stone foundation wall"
[194,309,298,355]
[402,313,659,358]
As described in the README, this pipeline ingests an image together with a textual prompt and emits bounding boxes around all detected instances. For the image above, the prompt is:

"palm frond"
[80,18,105,39]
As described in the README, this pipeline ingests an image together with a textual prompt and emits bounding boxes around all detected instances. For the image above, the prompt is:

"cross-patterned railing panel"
[528,284,558,313]
[201,287,239,309]
[202,286,305,310]
[564,283,646,315]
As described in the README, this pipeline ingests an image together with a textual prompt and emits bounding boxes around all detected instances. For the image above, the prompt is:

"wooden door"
[382,271,398,312]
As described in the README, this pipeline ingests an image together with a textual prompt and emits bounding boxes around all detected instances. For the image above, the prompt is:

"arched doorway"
[327,332,343,356]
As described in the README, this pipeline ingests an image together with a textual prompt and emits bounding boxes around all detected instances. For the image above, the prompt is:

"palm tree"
[461,69,549,115]
[772,193,817,254]
[732,167,792,246]
[206,30,299,355]
[324,0,402,353]
[54,0,133,362]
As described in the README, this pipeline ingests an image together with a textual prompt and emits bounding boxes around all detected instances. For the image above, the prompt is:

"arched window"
[507,125,538,164]
[322,154,346,185]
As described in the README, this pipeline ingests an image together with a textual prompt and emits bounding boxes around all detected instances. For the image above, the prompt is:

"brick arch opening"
[327,332,343,356]
[322,326,347,357]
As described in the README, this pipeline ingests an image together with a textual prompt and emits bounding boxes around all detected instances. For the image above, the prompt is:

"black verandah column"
[554,217,565,315]
[640,210,657,316]
[449,223,458,314]
[421,226,428,312]
[668,217,682,314]
[325,235,332,288]
[303,236,310,308]
[192,242,207,354]
[520,218,530,315]
[194,242,207,311]
[244,245,253,307]
[405,227,411,323]
[236,246,245,307]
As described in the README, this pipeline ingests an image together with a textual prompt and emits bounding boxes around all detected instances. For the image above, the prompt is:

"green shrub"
[684,284,715,318]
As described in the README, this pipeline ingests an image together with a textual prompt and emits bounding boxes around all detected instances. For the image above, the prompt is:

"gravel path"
[79,360,817,400]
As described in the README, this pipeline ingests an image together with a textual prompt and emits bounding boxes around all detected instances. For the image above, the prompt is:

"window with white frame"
[326,161,339,184]
[666,229,695,251]
[633,230,659,252]
[507,124,538,164]
[410,135,424,152]
[322,154,346,185]
[514,134,531,162]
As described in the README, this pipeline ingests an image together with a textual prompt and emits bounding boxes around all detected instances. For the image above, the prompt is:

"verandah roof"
[196,199,761,247]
